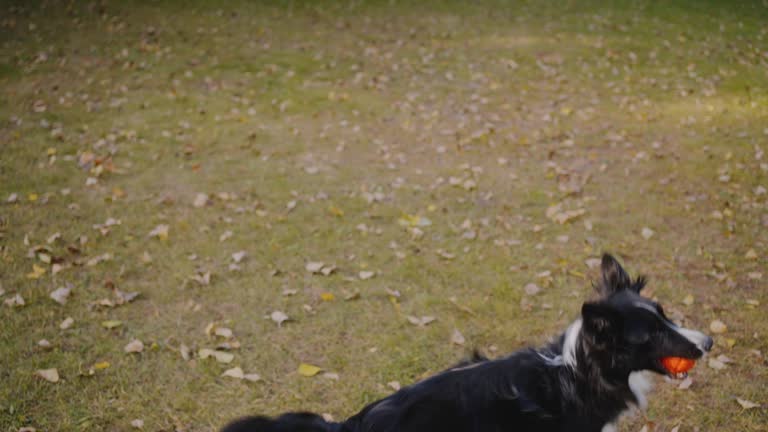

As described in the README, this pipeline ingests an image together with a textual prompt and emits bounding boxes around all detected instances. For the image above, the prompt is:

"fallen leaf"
[214,327,234,339]
[677,377,693,390]
[359,271,375,280]
[298,363,322,377]
[101,320,123,329]
[387,381,401,391]
[641,227,654,240]
[130,419,144,429]
[49,285,72,305]
[124,339,144,353]
[198,349,234,363]
[36,368,59,383]
[708,358,727,370]
[682,294,694,306]
[710,320,727,334]
[60,317,74,329]
[5,293,25,307]
[148,224,169,241]
[305,262,325,273]
[191,271,211,285]
[222,367,245,379]
[193,193,209,208]
[115,289,140,304]
[93,361,110,370]
[271,311,289,326]
[744,249,758,260]
[232,251,247,263]
[524,283,541,296]
[585,258,601,269]
[397,214,432,228]
[244,373,262,382]
[736,398,760,410]
[320,292,335,301]
[26,264,46,279]
[407,316,436,327]
[451,329,466,346]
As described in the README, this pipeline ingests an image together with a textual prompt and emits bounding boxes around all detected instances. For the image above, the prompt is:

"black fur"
[223,254,712,432]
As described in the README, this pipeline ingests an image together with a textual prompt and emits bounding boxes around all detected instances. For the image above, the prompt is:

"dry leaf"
[36,368,59,383]
[524,283,541,296]
[193,193,209,208]
[736,398,760,410]
[451,329,466,346]
[115,289,140,304]
[5,293,25,307]
[215,327,234,339]
[244,373,262,382]
[199,348,234,363]
[232,251,247,263]
[130,419,144,429]
[26,264,46,279]
[101,320,123,329]
[359,271,375,280]
[191,271,211,286]
[677,376,693,390]
[222,367,245,379]
[708,358,727,370]
[306,262,325,273]
[641,227,654,240]
[148,224,169,241]
[298,363,322,377]
[93,361,110,370]
[124,339,144,354]
[387,381,401,391]
[407,316,436,327]
[60,317,74,330]
[271,311,289,326]
[710,320,727,334]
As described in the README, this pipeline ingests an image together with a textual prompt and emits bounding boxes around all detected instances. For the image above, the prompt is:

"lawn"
[1,0,766,431]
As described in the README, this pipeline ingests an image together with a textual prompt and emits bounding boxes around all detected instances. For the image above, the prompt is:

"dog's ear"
[581,302,622,342]
[595,253,632,297]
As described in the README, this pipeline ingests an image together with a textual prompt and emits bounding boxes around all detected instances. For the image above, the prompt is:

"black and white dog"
[223,254,713,432]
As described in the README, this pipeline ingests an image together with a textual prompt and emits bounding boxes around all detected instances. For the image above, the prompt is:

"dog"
[222,254,713,432]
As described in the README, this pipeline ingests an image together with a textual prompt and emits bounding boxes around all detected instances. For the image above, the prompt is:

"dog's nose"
[703,336,714,352]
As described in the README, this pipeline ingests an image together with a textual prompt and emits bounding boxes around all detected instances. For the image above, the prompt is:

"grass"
[1,0,767,431]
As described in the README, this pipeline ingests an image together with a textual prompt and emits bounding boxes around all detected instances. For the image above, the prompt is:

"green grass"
[1,0,767,431]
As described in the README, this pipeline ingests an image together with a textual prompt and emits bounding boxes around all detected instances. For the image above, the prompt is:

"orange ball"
[661,357,696,374]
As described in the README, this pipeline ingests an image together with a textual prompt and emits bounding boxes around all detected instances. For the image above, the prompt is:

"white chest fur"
[602,372,653,432]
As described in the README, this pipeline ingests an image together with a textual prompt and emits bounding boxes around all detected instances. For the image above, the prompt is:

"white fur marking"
[633,302,659,316]
[562,319,582,368]
[601,423,617,432]
[537,353,564,366]
[628,371,653,410]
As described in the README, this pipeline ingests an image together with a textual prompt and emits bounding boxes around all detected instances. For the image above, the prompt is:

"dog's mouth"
[657,356,698,380]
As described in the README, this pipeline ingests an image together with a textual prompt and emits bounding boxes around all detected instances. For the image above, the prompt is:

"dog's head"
[580,254,713,378]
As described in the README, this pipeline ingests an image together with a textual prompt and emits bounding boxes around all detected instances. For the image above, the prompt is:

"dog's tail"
[221,412,345,432]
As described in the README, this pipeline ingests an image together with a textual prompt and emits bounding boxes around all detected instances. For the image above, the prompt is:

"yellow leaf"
[320,292,335,301]
[28,193,38,202]
[328,205,344,217]
[297,363,322,377]
[93,361,110,370]
[26,264,46,279]
[101,320,123,329]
